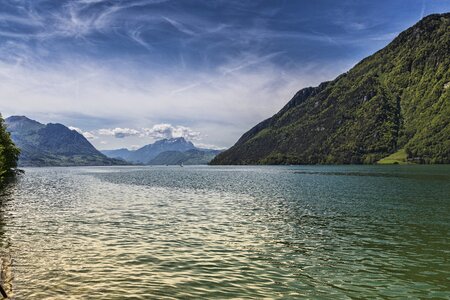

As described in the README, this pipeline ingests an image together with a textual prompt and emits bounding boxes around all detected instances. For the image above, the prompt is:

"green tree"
[0,114,20,181]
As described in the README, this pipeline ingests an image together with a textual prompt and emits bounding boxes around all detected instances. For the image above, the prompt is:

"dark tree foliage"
[212,13,450,165]
[0,114,20,181]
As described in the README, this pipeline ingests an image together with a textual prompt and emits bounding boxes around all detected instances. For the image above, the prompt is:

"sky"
[0,0,449,150]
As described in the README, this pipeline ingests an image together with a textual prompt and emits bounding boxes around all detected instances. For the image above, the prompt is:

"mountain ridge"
[102,137,220,164]
[5,116,126,167]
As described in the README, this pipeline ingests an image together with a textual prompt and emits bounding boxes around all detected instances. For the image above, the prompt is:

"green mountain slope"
[5,116,126,167]
[0,115,20,182]
[211,13,450,165]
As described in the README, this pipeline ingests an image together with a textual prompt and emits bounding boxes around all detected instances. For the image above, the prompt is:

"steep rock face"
[212,13,450,165]
[5,116,125,166]
[36,123,101,156]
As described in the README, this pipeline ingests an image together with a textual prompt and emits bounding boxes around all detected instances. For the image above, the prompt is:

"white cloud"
[69,126,82,132]
[94,123,200,141]
[97,127,140,138]
[142,124,200,140]
[69,126,97,139]
[82,131,97,140]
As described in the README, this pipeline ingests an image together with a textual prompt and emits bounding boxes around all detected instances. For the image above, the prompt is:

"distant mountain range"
[212,13,450,165]
[5,116,125,167]
[5,116,221,167]
[102,137,221,165]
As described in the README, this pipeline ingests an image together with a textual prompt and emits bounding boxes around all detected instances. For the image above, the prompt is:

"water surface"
[0,165,449,299]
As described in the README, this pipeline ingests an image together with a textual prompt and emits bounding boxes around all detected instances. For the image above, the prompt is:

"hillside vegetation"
[212,13,450,165]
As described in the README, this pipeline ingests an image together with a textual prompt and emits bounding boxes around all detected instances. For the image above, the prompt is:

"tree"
[0,114,20,181]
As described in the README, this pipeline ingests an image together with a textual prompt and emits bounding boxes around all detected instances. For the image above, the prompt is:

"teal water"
[0,165,449,299]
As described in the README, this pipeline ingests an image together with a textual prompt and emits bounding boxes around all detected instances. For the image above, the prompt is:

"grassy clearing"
[377,149,410,165]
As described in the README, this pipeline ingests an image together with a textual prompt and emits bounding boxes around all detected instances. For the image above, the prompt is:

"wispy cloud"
[0,56,345,148]
[127,25,153,50]
[163,16,197,36]
[171,52,284,95]
[419,0,427,20]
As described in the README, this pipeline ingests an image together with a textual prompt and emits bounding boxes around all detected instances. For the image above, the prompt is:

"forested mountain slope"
[212,13,450,165]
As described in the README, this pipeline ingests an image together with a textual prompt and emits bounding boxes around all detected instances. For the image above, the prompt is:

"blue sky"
[0,0,449,149]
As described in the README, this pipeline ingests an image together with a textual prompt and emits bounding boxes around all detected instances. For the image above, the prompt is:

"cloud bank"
[94,124,200,140]
[0,56,345,149]
[97,128,140,139]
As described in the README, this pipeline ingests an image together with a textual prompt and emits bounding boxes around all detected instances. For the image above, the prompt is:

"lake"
[0,165,449,299]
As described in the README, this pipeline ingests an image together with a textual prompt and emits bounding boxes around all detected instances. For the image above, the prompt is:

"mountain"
[211,13,450,165]
[102,137,219,164]
[130,137,196,163]
[102,137,195,164]
[148,149,222,165]
[5,116,126,167]
[0,115,20,181]
[101,148,134,161]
